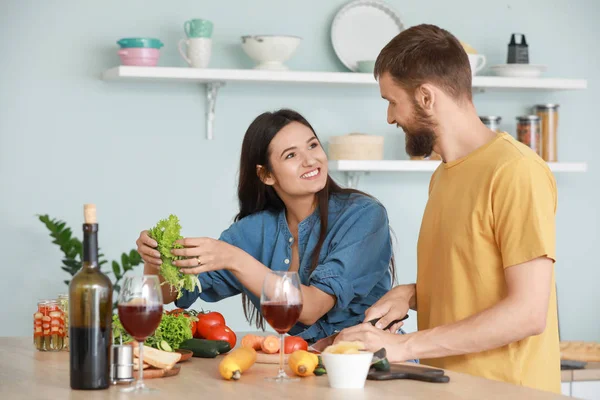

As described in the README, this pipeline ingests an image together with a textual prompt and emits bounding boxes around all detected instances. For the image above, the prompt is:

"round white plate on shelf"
[490,64,547,78]
[331,0,404,72]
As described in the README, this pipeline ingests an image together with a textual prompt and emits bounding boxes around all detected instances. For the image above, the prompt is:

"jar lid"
[517,115,540,121]
[534,104,560,110]
[480,116,502,122]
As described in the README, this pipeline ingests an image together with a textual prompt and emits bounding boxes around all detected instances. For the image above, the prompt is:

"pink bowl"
[117,48,160,66]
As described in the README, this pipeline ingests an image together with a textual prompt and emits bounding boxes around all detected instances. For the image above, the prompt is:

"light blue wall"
[1,0,598,341]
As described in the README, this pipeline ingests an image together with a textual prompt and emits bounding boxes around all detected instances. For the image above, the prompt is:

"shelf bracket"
[205,82,225,140]
[345,172,363,188]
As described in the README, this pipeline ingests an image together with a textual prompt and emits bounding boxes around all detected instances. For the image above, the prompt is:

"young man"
[335,24,560,393]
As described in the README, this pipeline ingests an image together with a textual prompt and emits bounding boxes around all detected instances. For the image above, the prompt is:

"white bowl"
[490,64,547,78]
[320,352,374,389]
[241,35,302,70]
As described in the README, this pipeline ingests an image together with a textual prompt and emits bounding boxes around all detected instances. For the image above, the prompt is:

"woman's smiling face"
[262,121,328,198]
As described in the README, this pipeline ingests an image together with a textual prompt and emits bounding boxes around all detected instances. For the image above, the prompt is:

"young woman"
[137,109,396,343]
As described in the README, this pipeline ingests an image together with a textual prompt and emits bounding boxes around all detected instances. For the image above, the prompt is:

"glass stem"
[138,341,145,387]
[278,333,285,377]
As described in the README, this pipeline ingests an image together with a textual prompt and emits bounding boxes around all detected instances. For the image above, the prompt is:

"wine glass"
[260,271,303,382]
[117,275,163,393]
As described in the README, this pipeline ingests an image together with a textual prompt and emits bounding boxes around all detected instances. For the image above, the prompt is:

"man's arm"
[336,256,553,362]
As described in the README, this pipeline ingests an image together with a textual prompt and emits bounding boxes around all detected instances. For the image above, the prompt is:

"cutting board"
[133,364,181,379]
[367,364,450,383]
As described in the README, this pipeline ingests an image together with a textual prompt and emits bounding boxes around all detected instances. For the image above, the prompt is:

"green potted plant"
[37,214,143,309]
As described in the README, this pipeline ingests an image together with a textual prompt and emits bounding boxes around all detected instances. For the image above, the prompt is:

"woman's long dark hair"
[235,109,396,330]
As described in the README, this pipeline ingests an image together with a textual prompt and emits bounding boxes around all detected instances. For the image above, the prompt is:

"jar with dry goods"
[56,294,69,350]
[480,116,502,132]
[534,104,559,162]
[33,300,65,351]
[516,115,541,157]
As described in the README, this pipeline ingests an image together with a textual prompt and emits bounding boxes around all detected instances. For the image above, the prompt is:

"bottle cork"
[83,204,97,224]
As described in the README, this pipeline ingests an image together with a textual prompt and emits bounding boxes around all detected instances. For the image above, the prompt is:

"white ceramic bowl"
[241,35,302,70]
[320,352,374,389]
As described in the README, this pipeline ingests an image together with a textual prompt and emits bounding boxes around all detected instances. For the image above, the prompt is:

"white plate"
[489,64,547,78]
[331,0,404,72]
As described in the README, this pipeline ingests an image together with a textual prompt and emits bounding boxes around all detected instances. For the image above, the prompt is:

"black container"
[507,33,529,64]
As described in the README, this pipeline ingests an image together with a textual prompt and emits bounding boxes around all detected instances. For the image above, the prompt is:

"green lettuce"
[111,313,193,351]
[148,214,201,299]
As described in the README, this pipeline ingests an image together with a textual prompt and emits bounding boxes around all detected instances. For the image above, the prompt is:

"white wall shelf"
[101,66,588,140]
[329,160,588,187]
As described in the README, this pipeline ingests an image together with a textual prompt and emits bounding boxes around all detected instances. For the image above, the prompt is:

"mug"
[468,54,486,75]
[178,38,212,68]
[184,19,213,38]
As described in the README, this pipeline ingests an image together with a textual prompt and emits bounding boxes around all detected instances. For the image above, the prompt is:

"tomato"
[205,325,237,348]
[195,311,226,338]
[284,336,308,354]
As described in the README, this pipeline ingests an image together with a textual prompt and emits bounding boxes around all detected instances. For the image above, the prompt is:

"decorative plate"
[331,0,404,72]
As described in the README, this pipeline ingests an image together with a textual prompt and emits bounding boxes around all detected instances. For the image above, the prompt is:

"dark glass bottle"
[69,204,113,390]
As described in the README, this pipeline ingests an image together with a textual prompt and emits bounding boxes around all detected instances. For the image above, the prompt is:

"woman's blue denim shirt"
[175,193,393,343]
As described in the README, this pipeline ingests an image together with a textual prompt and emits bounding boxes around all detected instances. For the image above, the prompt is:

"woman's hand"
[136,230,162,268]
[171,237,244,274]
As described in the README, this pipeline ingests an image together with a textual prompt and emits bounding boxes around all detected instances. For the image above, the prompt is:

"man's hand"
[334,323,412,363]
[364,284,416,333]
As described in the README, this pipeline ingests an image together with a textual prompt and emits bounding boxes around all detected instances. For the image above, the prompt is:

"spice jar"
[56,294,69,350]
[516,115,541,156]
[534,104,559,162]
[480,116,502,132]
[33,300,65,351]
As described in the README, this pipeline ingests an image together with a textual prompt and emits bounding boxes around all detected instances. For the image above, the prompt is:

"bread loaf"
[560,341,600,362]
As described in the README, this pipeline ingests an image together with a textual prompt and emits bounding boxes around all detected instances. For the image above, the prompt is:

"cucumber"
[179,339,232,358]
[158,340,172,352]
[372,357,391,372]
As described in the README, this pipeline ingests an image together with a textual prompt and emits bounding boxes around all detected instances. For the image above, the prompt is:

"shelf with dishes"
[328,160,589,188]
[101,66,588,140]
[103,2,587,141]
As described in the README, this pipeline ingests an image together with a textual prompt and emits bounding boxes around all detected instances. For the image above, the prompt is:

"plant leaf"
[121,254,130,270]
[129,250,142,265]
[112,261,121,279]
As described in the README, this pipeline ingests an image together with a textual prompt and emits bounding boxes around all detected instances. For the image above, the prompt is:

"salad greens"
[112,312,194,351]
[148,214,201,299]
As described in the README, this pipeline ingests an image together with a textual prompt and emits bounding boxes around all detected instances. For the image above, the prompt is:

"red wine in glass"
[117,275,163,393]
[117,303,163,342]
[260,271,303,382]
[261,303,302,334]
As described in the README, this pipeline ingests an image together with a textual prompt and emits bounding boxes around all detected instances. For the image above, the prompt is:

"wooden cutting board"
[133,364,181,379]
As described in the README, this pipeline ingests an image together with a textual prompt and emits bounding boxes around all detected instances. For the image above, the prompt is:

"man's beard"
[402,102,437,158]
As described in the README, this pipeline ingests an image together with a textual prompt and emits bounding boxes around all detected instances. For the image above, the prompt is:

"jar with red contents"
[33,300,65,351]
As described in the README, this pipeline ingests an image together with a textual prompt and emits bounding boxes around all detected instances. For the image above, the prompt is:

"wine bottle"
[69,204,113,390]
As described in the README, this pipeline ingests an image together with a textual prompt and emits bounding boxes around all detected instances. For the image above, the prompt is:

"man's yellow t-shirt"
[416,132,560,393]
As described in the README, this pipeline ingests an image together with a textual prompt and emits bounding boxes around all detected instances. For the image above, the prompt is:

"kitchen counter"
[562,362,600,382]
[0,337,571,400]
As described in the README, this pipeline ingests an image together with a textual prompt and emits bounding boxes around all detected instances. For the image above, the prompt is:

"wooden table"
[0,337,570,400]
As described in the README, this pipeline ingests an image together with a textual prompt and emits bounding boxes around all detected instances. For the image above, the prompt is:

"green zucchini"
[179,339,232,358]
[372,357,391,372]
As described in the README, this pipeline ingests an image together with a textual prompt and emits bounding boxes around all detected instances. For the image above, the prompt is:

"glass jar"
[480,116,502,132]
[33,301,47,350]
[516,115,542,156]
[57,294,69,351]
[33,300,65,351]
[534,104,559,162]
